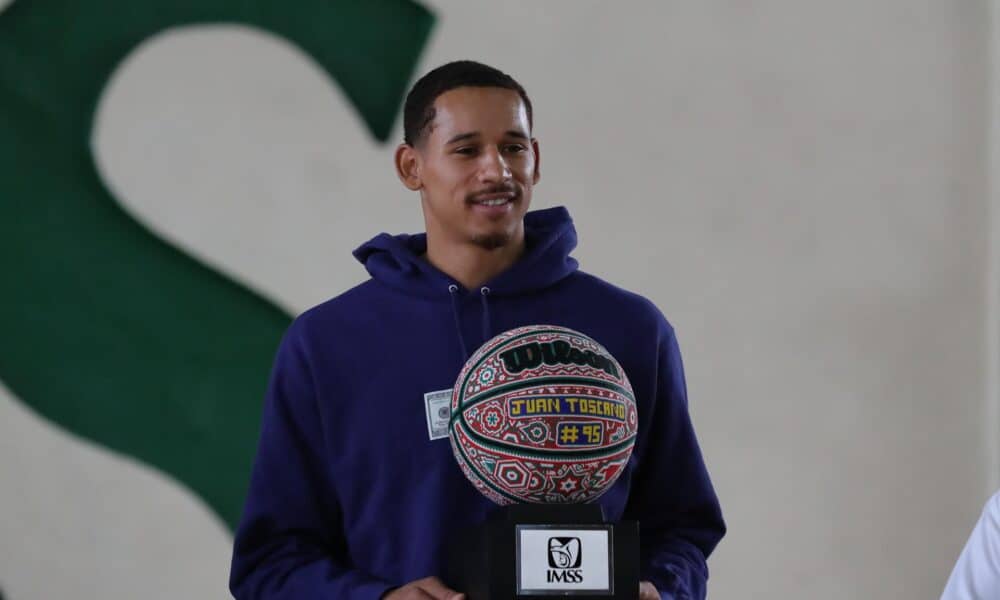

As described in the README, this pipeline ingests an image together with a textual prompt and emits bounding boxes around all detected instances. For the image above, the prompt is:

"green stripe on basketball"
[451,430,531,505]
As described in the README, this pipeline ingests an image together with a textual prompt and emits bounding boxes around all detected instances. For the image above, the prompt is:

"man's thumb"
[417,577,463,600]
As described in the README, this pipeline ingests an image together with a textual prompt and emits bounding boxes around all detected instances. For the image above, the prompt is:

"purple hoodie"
[229,206,725,599]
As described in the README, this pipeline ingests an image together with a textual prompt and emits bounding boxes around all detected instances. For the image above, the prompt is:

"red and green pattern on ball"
[452,421,633,504]
[453,382,636,455]
[448,325,638,505]
[453,327,629,410]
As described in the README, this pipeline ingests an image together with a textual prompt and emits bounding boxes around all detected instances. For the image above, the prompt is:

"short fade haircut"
[402,60,534,147]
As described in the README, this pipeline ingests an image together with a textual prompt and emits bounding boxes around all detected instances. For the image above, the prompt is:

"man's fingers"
[638,580,659,600]
[408,588,438,600]
[416,576,464,600]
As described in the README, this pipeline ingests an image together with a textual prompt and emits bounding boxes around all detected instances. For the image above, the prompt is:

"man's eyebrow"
[445,130,530,145]
[446,132,479,145]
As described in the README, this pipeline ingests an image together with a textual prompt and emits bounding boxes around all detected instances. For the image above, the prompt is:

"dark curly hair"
[402,60,534,147]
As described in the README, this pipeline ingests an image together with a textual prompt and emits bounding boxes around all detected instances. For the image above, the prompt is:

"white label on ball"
[516,526,613,594]
[424,388,452,441]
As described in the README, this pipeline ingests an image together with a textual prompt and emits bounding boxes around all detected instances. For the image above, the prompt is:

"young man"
[229,61,726,600]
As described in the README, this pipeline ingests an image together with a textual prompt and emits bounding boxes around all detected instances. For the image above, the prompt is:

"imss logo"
[547,537,583,583]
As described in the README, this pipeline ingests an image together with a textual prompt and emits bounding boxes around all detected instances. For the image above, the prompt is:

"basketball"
[449,325,638,505]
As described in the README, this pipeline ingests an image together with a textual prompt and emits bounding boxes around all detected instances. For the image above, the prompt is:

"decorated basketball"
[449,325,638,505]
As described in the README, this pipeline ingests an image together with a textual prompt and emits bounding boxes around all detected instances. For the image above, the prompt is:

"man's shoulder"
[290,278,384,334]
[567,270,675,333]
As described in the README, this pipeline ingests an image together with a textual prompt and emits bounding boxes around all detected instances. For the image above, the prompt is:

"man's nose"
[478,147,511,182]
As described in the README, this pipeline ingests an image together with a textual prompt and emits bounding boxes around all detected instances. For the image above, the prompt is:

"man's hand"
[639,580,660,600]
[382,576,464,600]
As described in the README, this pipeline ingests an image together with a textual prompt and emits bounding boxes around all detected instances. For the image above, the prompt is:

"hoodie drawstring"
[448,284,495,362]
[448,284,469,360]
[480,286,493,344]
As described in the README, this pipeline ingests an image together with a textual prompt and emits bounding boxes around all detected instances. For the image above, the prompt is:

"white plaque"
[516,525,613,595]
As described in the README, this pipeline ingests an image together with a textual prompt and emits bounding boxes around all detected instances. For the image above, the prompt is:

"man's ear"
[531,138,541,185]
[395,143,422,191]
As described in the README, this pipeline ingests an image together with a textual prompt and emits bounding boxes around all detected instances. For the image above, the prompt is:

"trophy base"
[443,504,639,600]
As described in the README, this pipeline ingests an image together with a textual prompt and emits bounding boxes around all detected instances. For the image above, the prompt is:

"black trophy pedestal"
[443,504,638,600]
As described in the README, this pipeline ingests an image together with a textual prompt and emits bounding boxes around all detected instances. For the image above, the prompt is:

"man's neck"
[424,229,526,291]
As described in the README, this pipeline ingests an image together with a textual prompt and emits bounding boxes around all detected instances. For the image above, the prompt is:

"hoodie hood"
[352,206,579,299]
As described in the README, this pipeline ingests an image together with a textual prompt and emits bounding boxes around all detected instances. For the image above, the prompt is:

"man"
[941,489,1000,598]
[229,60,726,600]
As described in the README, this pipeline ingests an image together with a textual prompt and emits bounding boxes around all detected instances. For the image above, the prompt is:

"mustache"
[467,184,519,202]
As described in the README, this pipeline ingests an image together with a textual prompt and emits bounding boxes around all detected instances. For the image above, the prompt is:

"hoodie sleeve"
[229,322,394,600]
[940,490,1000,599]
[622,321,726,600]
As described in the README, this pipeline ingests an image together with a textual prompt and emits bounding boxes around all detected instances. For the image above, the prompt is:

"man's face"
[405,86,539,250]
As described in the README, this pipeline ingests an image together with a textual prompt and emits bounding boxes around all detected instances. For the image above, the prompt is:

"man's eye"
[455,147,476,155]
[505,145,526,153]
